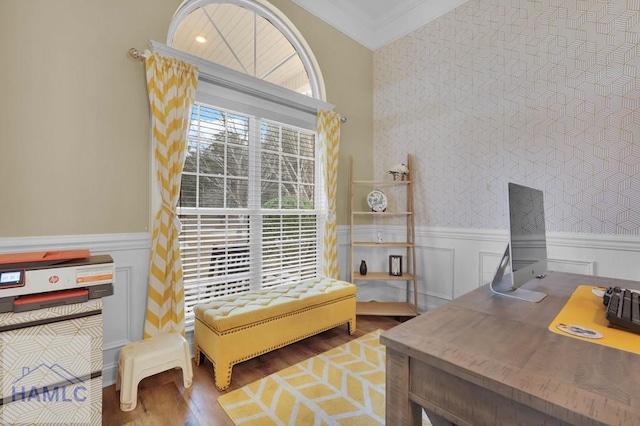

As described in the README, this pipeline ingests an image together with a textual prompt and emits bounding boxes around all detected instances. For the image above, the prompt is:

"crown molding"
[291,0,470,50]
[291,0,375,48]
[370,0,469,49]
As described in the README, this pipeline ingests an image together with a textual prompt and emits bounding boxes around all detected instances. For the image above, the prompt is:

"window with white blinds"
[178,102,320,327]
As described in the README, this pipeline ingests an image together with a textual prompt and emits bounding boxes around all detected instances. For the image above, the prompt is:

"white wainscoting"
[339,225,640,312]
[2,228,638,387]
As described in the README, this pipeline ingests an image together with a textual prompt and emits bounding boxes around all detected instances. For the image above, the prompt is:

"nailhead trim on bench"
[199,319,353,387]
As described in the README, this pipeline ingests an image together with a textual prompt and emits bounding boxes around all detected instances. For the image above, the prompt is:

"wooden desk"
[380,272,640,426]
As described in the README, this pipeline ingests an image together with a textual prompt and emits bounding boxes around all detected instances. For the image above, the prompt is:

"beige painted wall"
[0,0,372,238]
[268,0,373,228]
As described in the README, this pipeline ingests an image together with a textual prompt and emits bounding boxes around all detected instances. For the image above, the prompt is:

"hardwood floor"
[102,315,404,426]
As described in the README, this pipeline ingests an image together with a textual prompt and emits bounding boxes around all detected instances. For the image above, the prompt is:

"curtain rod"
[128,47,347,123]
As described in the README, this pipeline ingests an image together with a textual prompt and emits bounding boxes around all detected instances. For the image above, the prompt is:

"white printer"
[0,249,113,425]
[0,250,114,313]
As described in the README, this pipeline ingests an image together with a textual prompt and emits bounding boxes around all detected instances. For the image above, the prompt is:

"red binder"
[0,250,90,266]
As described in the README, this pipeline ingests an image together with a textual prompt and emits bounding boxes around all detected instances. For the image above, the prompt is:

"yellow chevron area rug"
[217,330,431,425]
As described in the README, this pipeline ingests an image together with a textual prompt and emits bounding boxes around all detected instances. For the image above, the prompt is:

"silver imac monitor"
[490,182,548,302]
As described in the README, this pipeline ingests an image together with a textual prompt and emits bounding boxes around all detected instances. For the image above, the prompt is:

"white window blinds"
[178,103,321,327]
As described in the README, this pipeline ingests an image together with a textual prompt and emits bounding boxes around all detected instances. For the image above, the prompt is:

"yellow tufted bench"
[193,277,356,391]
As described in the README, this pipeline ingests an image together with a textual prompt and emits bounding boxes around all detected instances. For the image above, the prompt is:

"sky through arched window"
[170,1,313,96]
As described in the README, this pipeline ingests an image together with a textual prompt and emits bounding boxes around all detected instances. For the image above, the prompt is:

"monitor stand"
[490,245,547,303]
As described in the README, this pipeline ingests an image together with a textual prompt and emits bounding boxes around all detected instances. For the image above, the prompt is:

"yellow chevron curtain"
[143,53,198,338]
[317,110,341,279]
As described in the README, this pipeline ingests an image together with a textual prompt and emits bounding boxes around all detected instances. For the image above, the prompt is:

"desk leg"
[386,348,422,426]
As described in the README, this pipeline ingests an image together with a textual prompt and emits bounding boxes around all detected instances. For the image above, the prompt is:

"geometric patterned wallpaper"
[374,0,640,234]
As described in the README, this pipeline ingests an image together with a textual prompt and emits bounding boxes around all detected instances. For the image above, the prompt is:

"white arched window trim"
[149,41,333,128]
[167,0,327,102]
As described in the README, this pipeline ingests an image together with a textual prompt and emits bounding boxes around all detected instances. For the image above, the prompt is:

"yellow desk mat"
[548,285,640,355]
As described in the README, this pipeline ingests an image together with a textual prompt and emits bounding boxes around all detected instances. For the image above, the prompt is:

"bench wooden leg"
[214,361,233,391]
[348,317,356,335]
[195,346,203,366]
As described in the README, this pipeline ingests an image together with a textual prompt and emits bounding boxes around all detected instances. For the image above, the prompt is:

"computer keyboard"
[603,286,640,335]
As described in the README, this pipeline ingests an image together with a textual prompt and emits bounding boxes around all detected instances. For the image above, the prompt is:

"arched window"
[168,0,325,99]
[162,0,332,328]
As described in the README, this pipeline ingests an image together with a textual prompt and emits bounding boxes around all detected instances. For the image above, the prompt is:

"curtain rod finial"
[128,48,148,61]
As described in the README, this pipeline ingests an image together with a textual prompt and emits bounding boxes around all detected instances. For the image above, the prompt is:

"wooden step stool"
[116,332,193,411]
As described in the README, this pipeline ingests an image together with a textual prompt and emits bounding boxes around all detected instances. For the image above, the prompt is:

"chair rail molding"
[0,232,150,252]
[5,228,634,385]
